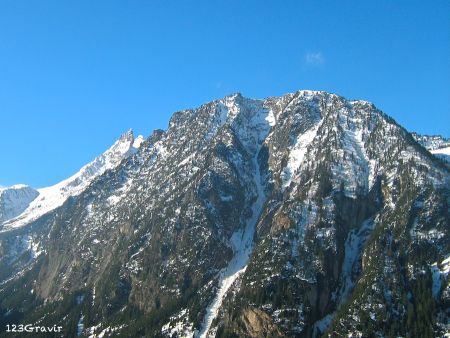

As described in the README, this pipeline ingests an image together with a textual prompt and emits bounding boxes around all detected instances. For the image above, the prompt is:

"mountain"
[413,133,450,165]
[0,185,39,224]
[0,91,448,338]
[412,133,449,151]
[0,130,144,232]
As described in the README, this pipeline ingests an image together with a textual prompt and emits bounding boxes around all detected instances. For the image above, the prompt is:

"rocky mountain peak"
[0,90,448,338]
[119,128,135,142]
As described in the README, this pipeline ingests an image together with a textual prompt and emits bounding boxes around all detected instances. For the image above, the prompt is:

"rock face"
[0,91,448,338]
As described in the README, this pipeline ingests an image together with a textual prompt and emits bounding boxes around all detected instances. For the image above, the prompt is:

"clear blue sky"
[1,0,449,188]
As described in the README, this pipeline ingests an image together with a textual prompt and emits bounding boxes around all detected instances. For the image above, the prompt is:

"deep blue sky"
[1,0,449,187]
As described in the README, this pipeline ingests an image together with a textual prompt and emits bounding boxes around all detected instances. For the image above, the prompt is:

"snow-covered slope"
[1,130,143,231]
[431,146,450,164]
[0,185,39,223]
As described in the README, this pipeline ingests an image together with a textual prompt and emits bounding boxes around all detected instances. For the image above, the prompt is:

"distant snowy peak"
[0,185,39,223]
[1,130,144,231]
[0,183,29,192]
[412,132,450,164]
[412,132,450,151]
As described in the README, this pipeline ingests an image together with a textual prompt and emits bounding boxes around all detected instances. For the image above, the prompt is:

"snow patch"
[25,235,43,259]
[431,254,450,298]
[77,314,84,336]
[338,218,375,303]
[132,135,145,149]
[265,109,276,126]
[282,122,321,188]
[161,309,195,338]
